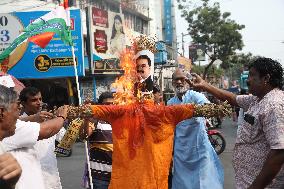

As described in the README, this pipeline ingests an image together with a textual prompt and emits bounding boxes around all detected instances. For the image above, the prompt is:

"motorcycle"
[209,117,222,128]
[206,119,226,155]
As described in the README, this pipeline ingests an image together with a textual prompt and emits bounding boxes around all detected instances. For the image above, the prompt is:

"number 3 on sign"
[0,30,10,42]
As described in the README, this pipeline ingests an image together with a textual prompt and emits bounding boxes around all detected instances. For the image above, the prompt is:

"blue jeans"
[93,178,110,189]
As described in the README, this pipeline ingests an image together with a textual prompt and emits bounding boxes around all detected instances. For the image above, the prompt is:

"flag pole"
[67,3,94,189]
[71,46,94,189]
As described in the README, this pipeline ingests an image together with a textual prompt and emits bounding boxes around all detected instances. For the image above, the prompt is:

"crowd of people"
[0,54,283,189]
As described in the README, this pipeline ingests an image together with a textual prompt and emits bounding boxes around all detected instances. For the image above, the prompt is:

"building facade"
[0,0,178,102]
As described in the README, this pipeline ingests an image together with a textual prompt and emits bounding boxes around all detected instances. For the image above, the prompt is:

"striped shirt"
[89,121,113,181]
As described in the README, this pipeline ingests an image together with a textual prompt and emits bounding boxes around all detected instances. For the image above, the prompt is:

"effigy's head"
[111,35,158,105]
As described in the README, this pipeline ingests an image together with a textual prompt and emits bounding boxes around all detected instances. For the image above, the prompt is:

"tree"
[177,0,245,78]
[191,64,224,86]
[224,52,256,81]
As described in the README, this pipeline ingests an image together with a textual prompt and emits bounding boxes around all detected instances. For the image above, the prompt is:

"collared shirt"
[21,112,63,189]
[168,90,224,189]
[234,89,284,189]
[3,120,45,189]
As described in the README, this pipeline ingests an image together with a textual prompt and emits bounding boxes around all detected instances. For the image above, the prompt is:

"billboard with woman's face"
[92,7,126,59]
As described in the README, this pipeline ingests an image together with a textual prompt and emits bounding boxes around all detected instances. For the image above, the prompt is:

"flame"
[112,50,138,105]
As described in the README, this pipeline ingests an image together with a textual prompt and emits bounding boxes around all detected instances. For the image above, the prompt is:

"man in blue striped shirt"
[82,92,114,189]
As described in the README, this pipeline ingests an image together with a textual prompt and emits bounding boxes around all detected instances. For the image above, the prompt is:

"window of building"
[135,17,142,33]
[142,20,148,34]
[109,4,120,13]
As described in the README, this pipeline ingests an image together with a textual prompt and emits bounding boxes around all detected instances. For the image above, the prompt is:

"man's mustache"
[137,70,144,73]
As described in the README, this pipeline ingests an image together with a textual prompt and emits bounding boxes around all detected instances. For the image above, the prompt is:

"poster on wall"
[0,9,84,79]
[91,7,126,59]
[94,29,108,53]
[92,7,108,27]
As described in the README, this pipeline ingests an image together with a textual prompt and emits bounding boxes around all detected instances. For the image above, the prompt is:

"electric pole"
[181,32,190,57]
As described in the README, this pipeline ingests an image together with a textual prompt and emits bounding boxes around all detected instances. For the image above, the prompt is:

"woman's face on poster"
[114,18,122,32]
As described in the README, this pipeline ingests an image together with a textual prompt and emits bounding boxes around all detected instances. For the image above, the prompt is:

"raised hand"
[55,105,69,120]
[37,111,54,122]
[186,73,207,90]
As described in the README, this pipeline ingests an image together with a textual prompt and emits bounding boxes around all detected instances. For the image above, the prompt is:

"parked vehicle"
[206,120,226,155]
[208,117,222,128]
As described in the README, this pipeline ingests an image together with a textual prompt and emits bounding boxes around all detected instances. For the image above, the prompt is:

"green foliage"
[191,64,224,79]
[177,0,245,78]
[224,52,256,81]
[228,52,254,68]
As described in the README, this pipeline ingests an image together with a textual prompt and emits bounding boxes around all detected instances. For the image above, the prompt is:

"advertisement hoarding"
[177,56,192,71]
[188,44,206,62]
[0,9,84,79]
[91,8,126,60]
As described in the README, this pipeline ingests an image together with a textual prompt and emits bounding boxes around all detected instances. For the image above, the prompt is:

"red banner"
[94,29,108,53]
[92,7,108,28]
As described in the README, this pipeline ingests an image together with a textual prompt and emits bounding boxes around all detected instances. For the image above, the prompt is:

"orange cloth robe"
[90,102,195,189]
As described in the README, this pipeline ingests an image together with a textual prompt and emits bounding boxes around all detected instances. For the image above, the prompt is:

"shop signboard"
[164,0,173,45]
[154,41,167,64]
[92,58,123,74]
[0,9,84,79]
[177,56,192,72]
[154,52,167,64]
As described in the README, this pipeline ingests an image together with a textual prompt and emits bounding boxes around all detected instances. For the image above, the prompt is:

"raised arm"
[38,105,68,140]
[189,73,238,106]
[19,111,54,123]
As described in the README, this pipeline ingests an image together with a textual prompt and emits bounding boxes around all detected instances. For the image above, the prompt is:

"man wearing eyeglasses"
[168,69,224,189]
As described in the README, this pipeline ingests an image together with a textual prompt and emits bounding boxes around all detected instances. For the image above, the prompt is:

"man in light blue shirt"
[167,69,224,189]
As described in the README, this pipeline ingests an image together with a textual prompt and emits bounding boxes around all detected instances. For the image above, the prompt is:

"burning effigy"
[59,35,231,189]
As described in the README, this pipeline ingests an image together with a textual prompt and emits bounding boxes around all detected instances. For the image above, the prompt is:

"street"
[219,118,238,189]
[58,118,238,189]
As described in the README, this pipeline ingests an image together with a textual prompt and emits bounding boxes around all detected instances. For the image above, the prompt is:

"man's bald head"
[172,68,186,80]
[172,69,190,97]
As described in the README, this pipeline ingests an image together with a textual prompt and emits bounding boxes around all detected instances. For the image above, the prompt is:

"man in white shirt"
[0,85,22,189]
[3,105,68,189]
[19,87,66,189]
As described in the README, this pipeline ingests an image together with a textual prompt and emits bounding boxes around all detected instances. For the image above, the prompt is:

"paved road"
[58,118,238,189]
[219,118,238,189]
[58,142,85,188]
